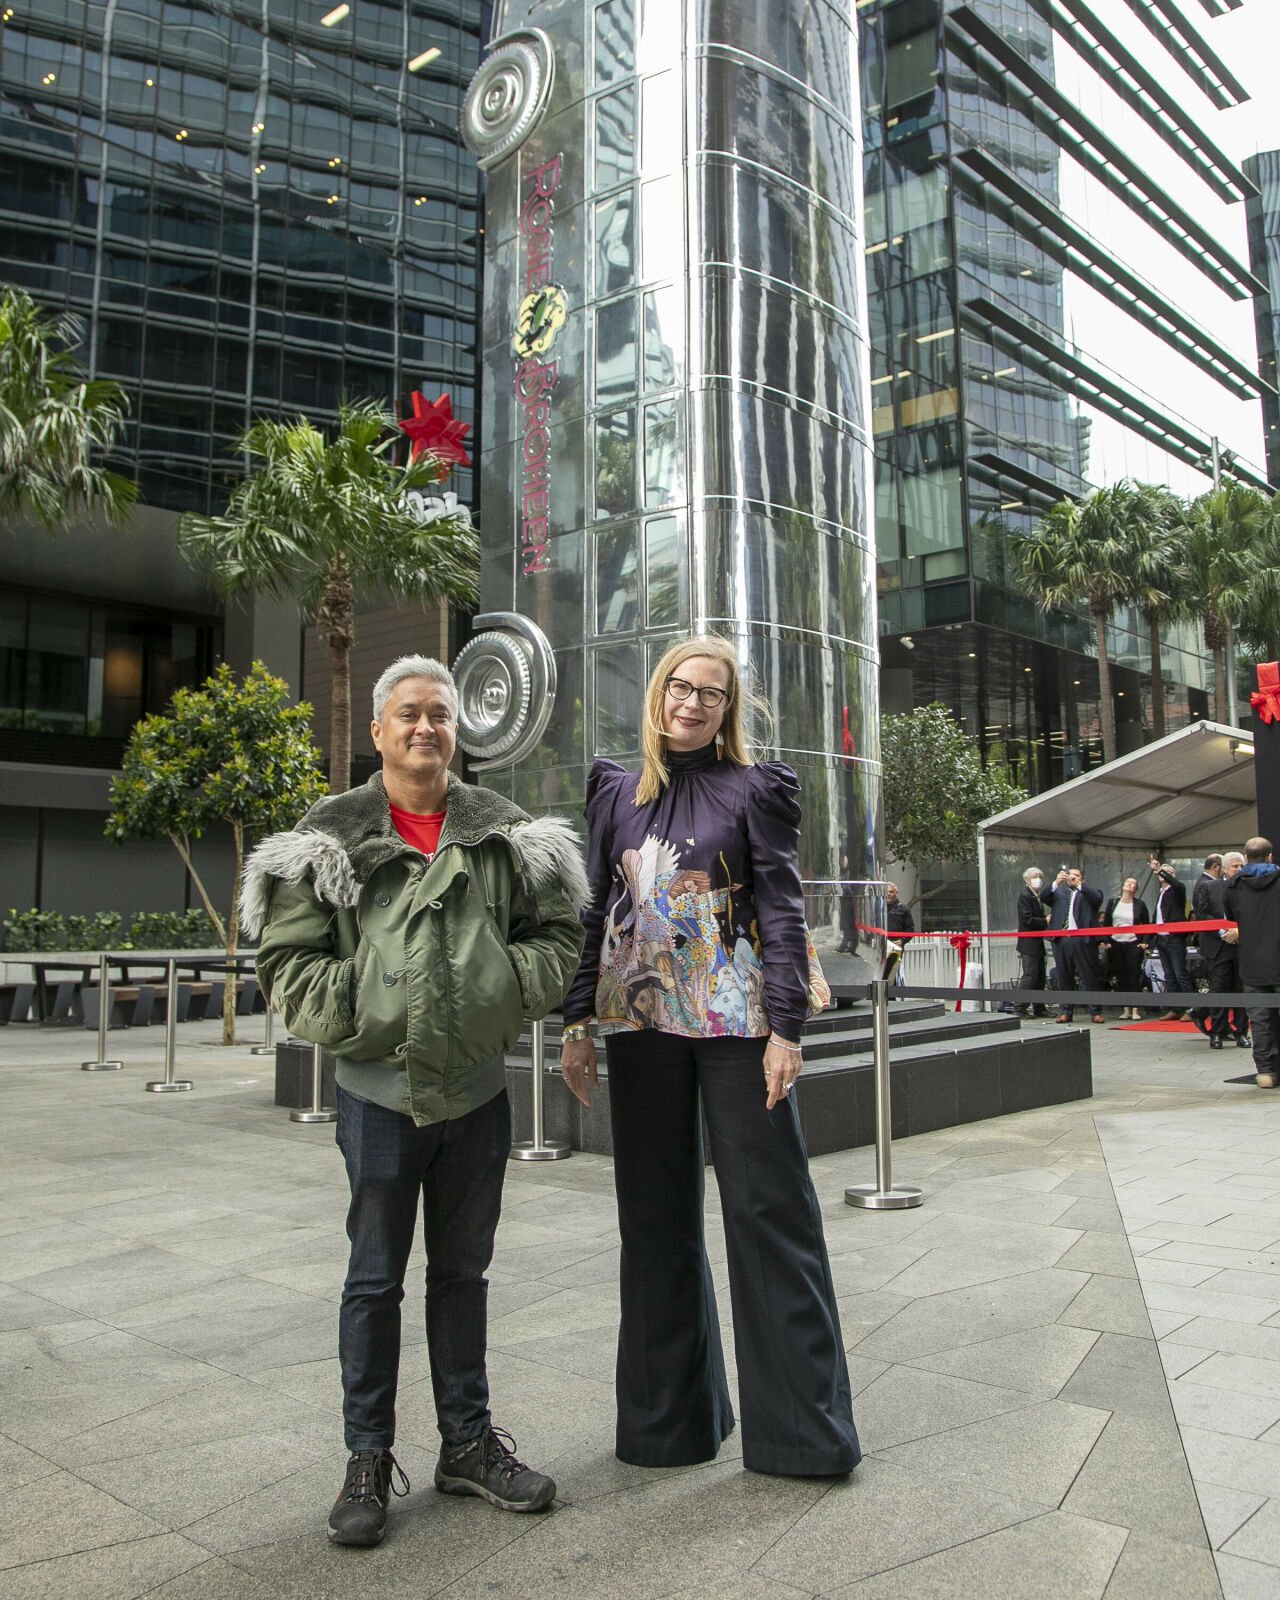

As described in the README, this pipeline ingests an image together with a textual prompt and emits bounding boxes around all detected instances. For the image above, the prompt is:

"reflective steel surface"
[461,0,882,954]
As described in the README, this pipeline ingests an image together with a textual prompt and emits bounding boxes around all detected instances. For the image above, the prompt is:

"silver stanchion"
[291,1043,336,1124]
[846,978,922,1210]
[146,960,193,1093]
[250,1005,275,1057]
[510,1019,570,1161]
[81,952,124,1072]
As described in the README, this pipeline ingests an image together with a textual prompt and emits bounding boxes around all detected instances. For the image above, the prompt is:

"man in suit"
[1198,852,1250,1050]
[1225,837,1280,1089]
[1150,857,1195,1021]
[1041,867,1105,1024]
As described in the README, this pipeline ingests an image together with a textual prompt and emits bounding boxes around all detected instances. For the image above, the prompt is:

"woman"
[559,637,860,1478]
[1102,876,1152,1021]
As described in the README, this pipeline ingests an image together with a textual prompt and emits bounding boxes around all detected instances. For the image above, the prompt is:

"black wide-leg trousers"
[605,1030,861,1477]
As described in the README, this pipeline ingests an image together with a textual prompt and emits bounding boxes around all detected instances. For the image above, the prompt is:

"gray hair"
[1223,850,1246,869]
[371,655,458,724]
[1023,866,1043,884]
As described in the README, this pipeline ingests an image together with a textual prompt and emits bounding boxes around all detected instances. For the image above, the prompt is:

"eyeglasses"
[665,676,729,710]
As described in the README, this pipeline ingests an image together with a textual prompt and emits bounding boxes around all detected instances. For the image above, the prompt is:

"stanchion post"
[146,960,193,1093]
[510,1019,570,1161]
[81,952,124,1071]
[291,1043,337,1124]
[250,1005,275,1057]
[846,978,922,1210]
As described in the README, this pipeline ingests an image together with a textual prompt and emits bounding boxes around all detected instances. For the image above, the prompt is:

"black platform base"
[506,1009,1094,1159]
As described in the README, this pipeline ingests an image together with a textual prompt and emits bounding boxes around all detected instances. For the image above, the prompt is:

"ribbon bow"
[949,931,973,1013]
[1251,661,1280,726]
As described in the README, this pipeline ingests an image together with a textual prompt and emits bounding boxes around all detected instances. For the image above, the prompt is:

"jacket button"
[375,892,391,907]
[382,972,397,987]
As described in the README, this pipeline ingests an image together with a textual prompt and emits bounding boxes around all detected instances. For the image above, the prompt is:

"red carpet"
[1115,1019,1201,1033]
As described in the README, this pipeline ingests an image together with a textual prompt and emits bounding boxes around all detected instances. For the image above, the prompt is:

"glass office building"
[1245,149,1280,488]
[860,0,1270,796]
[0,0,482,772]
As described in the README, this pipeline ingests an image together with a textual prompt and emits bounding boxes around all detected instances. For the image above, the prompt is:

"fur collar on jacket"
[239,771,587,940]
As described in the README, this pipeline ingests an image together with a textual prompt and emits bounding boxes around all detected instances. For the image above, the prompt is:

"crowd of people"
[1014,845,1280,1089]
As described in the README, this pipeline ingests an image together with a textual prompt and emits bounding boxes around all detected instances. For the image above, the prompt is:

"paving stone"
[1058,1274,1155,1338]
[1219,1496,1280,1566]
[1063,1410,1206,1542]
[1163,1318,1280,1361]
[0,1533,214,1599]
[749,1454,1040,1592]
[1215,1550,1280,1599]
[902,1323,1099,1399]
[1056,1231,1139,1278]
[1099,1530,1222,1600]
[1172,1381,1280,1439]
[1144,1281,1280,1327]
[1059,1332,1177,1421]
[0,1470,170,1571]
[1137,1257,1222,1286]
[853,1268,1090,1362]
[875,1397,1111,1509]
[849,1363,1033,1450]
[1194,1481,1268,1550]
[1180,1427,1280,1498]
[818,1509,1127,1600]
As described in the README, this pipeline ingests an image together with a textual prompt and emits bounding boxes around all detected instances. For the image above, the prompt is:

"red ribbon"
[948,931,972,1012]
[1251,661,1280,726]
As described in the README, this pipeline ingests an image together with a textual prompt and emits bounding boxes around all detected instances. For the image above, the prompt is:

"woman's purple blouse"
[563,744,810,1041]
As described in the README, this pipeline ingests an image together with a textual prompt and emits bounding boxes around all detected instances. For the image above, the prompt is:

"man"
[1015,866,1051,1017]
[242,656,587,1546]
[1225,836,1280,1090]
[1195,852,1249,1051]
[882,882,915,994]
[1150,857,1195,1021]
[1041,866,1105,1024]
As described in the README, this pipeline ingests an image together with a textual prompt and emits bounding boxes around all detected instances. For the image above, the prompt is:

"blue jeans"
[335,1086,511,1451]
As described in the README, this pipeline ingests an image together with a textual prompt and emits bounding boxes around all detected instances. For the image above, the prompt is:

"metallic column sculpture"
[458,0,882,947]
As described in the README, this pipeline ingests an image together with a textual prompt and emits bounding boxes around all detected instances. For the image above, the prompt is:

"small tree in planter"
[881,703,1026,916]
[105,661,326,1044]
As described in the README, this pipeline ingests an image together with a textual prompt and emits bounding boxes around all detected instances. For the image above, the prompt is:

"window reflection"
[594,0,637,88]
[595,522,639,634]
[596,296,638,403]
[596,408,637,518]
[643,398,679,507]
[594,642,642,755]
[595,191,635,294]
[645,515,684,628]
[594,85,637,190]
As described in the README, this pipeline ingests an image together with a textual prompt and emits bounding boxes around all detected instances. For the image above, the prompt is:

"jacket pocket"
[450,916,526,1068]
[340,937,409,1062]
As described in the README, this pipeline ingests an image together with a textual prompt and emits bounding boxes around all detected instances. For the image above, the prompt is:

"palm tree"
[1122,483,1186,741]
[1234,493,1280,666]
[178,400,479,791]
[1175,484,1271,723]
[1012,481,1161,765]
[0,285,136,529]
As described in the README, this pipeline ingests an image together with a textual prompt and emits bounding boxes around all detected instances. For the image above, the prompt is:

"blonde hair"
[634,635,772,804]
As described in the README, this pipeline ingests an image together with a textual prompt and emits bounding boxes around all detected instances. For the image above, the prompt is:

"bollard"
[81,953,124,1072]
[291,1043,336,1123]
[845,978,922,1210]
[146,960,193,1093]
[250,1005,275,1057]
[510,1019,570,1161]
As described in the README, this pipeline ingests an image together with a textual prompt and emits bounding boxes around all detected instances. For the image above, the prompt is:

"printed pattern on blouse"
[595,830,769,1037]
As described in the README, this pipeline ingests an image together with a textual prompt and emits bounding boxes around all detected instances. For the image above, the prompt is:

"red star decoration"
[399,391,472,468]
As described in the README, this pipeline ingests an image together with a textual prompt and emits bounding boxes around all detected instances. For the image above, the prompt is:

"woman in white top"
[1102,877,1152,1020]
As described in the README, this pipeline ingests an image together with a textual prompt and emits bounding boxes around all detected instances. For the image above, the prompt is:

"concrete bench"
[0,981,34,1024]
[80,984,157,1029]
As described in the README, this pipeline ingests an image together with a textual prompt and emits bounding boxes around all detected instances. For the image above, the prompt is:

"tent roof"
[980,720,1258,853]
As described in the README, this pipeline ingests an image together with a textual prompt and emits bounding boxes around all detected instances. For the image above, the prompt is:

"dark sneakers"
[435,1425,556,1512]
[327,1448,409,1546]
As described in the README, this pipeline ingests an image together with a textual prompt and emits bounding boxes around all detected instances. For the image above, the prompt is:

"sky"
[1203,3,1280,163]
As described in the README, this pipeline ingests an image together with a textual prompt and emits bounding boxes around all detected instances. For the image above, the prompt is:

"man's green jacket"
[241,772,588,1127]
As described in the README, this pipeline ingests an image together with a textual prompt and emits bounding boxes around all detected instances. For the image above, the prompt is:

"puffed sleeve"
[744,761,809,1042]
[560,759,628,1024]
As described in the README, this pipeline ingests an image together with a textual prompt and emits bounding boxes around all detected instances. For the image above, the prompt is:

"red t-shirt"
[389,803,446,862]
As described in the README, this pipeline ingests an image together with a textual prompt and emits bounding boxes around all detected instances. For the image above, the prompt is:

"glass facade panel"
[0,2,483,516]
[595,522,640,634]
[861,0,1267,801]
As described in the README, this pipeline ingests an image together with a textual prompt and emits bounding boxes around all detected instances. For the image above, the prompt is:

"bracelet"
[561,1022,592,1044]
[769,1035,802,1053]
